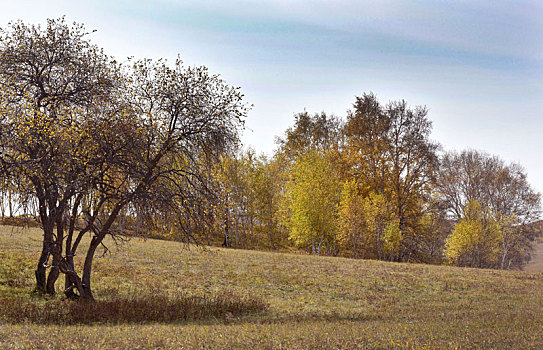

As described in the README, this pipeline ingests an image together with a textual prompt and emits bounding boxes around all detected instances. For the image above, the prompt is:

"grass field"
[1,226,542,349]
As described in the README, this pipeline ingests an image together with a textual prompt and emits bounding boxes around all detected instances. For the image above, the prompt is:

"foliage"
[277,111,341,161]
[0,18,125,296]
[342,93,439,262]
[338,182,401,260]
[445,200,502,268]
[337,179,366,258]
[0,15,540,310]
[182,150,288,250]
[244,153,288,249]
[284,151,340,254]
[439,150,541,269]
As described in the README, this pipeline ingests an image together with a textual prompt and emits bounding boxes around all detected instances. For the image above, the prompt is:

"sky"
[1,0,543,192]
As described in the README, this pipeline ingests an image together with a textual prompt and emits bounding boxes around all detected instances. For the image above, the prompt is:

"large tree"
[67,58,246,299]
[0,19,247,298]
[276,111,343,254]
[0,18,121,295]
[342,93,439,262]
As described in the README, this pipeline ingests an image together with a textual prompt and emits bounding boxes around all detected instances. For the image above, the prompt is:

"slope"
[0,226,542,349]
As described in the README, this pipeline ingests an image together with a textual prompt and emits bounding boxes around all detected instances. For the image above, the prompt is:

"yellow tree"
[247,154,287,250]
[338,182,401,260]
[445,200,502,268]
[285,151,340,254]
[363,192,401,261]
[338,179,366,258]
[438,150,541,269]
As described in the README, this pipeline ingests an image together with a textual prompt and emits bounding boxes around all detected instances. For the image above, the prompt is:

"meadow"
[0,225,542,349]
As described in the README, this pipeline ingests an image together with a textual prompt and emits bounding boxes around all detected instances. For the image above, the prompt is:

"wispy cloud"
[115,0,542,73]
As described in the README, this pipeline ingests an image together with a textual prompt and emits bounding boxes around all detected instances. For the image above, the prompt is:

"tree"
[0,19,247,298]
[277,111,341,161]
[337,179,367,258]
[438,150,541,269]
[204,150,289,251]
[211,150,257,249]
[363,192,402,261]
[412,199,452,264]
[338,183,401,261]
[284,151,340,254]
[69,58,246,299]
[444,200,502,268]
[342,93,439,262]
[246,153,287,250]
[0,18,122,295]
[275,110,343,254]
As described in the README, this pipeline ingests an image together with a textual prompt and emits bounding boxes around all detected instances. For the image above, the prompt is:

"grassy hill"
[1,226,542,349]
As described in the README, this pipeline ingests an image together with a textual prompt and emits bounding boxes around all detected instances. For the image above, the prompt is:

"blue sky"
[2,0,543,192]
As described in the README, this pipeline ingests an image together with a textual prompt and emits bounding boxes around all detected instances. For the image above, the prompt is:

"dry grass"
[0,289,267,325]
[1,225,542,349]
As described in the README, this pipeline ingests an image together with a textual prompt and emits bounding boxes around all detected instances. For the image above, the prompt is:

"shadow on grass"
[0,289,268,325]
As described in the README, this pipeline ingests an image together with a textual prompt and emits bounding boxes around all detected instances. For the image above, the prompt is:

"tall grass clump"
[0,288,268,324]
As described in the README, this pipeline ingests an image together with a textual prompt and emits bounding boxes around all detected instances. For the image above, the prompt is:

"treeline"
[165,93,541,270]
[2,86,540,271]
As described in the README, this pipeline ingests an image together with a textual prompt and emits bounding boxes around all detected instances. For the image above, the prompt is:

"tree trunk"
[353,234,358,259]
[135,208,142,235]
[35,241,50,293]
[46,258,60,295]
[267,216,276,250]
[46,218,66,295]
[81,236,100,300]
[60,257,85,298]
[222,216,230,247]
[317,234,324,255]
[234,221,239,248]
[268,227,275,250]
[500,243,510,270]
[63,257,78,299]
[267,203,276,250]
[246,216,251,250]
[35,223,55,293]
[79,199,125,300]
[1,191,5,223]
[376,224,382,260]
[8,190,13,218]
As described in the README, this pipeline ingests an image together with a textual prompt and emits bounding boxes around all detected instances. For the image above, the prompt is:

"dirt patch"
[525,242,543,273]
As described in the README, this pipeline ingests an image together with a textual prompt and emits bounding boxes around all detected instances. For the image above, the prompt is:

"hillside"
[1,226,542,349]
